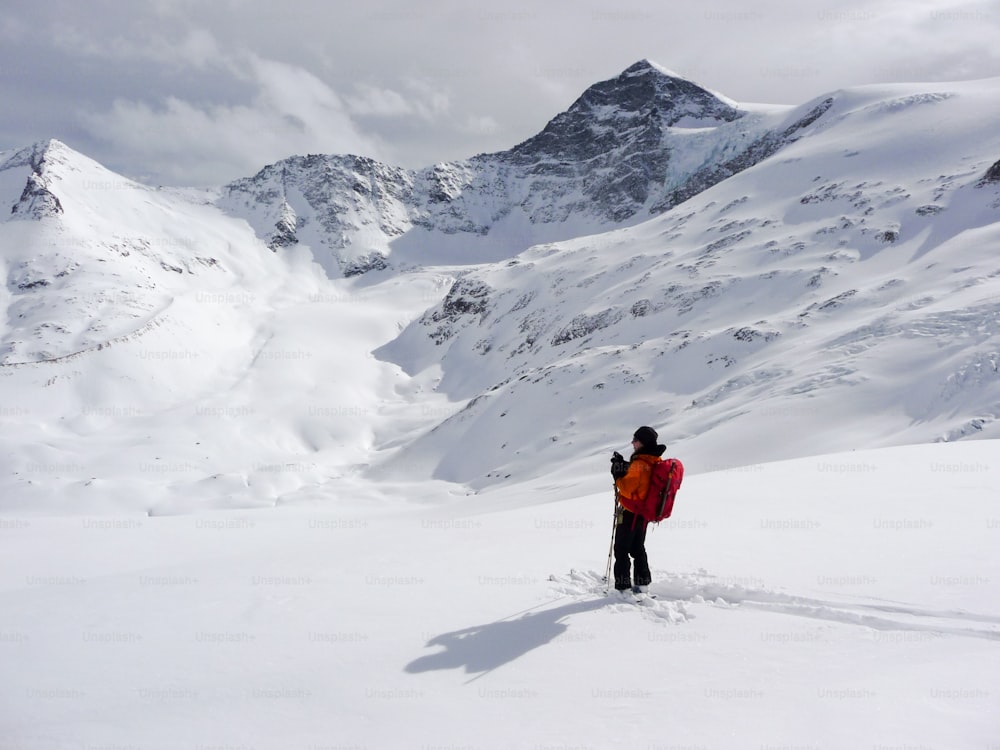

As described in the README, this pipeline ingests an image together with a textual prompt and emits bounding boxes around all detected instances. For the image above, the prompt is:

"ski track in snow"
[547,569,1000,640]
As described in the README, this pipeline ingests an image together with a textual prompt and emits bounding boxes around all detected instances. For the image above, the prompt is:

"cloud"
[79,55,384,185]
[460,115,501,136]
[51,24,228,71]
[399,78,452,120]
[345,78,451,122]
[346,85,416,118]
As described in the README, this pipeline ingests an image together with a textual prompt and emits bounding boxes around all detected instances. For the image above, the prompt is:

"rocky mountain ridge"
[217,60,824,274]
[2,141,66,220]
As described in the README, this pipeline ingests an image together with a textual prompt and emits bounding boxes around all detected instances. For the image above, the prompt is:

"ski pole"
[604,488,618,592]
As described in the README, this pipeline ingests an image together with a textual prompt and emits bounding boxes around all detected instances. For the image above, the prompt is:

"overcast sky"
[2,0,998,186]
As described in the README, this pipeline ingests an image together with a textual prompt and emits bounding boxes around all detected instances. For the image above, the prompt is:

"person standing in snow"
[609,426,667,594]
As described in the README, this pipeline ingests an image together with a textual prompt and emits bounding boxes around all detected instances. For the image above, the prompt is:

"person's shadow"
[405,598,608,681]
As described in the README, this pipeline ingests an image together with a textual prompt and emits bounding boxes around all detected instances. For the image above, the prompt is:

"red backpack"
[639,458,685,523]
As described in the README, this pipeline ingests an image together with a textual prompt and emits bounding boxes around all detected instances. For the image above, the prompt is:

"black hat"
[633,426,658,448]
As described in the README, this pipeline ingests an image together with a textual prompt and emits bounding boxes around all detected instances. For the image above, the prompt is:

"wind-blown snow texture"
[1,61,1000,748]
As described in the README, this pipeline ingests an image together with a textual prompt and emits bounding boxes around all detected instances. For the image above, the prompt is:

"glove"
[610,451,629,479]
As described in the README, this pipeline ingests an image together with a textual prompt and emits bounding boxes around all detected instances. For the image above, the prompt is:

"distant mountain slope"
[376,79,1000,483]
[216,61,810,275]
[0,139,282,367]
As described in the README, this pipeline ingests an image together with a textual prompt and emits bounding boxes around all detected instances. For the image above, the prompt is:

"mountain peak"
[621,58,687,80]
[505,59,742,172]
[35,137,69,155]
[576,60,739,121]
[2,139,138,221]
[1,139,92,181]
[1,141,67,220]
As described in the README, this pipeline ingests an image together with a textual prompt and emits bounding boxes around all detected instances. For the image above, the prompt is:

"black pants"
[613,508,651,591]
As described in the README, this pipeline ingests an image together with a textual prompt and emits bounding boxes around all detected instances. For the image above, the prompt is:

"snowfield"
[1,442,998,749]
[2,62,1000,748]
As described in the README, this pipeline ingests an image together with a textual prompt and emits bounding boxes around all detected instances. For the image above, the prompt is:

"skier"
[609,426,667,595]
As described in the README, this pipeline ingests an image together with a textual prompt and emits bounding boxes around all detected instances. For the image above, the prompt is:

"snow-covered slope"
[379,79,1000,484]
[1,442,998,749]
[0,139,451,514]
[0,139,283,367]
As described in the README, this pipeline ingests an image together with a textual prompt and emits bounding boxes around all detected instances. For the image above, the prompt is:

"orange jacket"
[615,454,661,515]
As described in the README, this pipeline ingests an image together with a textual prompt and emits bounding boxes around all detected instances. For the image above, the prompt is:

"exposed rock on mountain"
[3,142,65,219]
[217,60,812,275]
[978,158,1000,185]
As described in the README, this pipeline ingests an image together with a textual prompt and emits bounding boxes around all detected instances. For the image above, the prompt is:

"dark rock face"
[11,172,64,219]
[501,60,743,224]
[978,159,1000,186]
[268,213,299,251]
[7,143,64,220]
[421,277,493,344]
[509,60,742,164]
[551,308,624,345]
[343,253,389,277]
[433,278,492,319]
[225,155,414,249]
